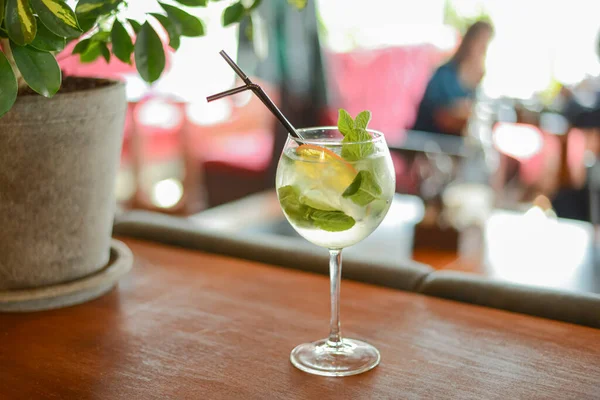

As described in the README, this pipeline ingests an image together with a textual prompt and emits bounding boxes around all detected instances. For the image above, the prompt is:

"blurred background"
[62,0,600,292]
[67,0,598,216]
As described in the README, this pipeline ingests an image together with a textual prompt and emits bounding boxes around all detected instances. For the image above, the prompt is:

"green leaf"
[342,170,382,206]
[91,30,110,42]
[278,185,312,226]
[341,128,374,161]
[77,35,111,64]
[10,42,61,97]
[337,108,354,136]
[99,41,110,63]
[30,0,81,38]
[337,108,375,161]
[134,21,165,83]
[160,2,205,37]
[77,15,97,32]
[278,185,356,232]
[75,0,122,19]
[354,110,371,130]
[5,0,36,45]
[79,40,101,62]
[0,28,8,38]
[310,210,355,232]
[72,38,91,54]
[222,2,245,27]
[150,13,180,50]
[30,18,66,51]
[288,0,308,10]
[0,0,5,26]
[111,20,133,63]
[0,51,18,117]
[249,0,262,11]
[127,19,142,34]
[173,0,207,6]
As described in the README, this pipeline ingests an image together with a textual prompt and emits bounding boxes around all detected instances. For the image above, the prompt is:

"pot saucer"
[0,239,132,312]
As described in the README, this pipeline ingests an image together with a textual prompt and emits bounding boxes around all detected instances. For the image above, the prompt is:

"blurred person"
[548,31,600,223]
[551,87,600,222]
[412,20,494,136]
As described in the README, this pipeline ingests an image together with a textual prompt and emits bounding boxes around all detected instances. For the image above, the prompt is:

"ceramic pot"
[0,80,126,290]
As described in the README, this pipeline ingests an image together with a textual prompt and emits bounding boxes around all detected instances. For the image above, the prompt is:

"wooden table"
[2,238,599,399]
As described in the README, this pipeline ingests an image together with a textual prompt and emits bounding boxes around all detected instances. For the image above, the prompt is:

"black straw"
[207,50,302,140]
[206,85,248,102]
[219,50,252,85]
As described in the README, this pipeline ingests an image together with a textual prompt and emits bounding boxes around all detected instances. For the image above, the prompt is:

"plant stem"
[0,38,27,92]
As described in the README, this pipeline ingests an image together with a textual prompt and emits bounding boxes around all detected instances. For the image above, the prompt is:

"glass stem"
[328,249,343,346]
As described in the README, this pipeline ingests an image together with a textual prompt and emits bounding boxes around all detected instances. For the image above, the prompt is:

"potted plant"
[0,0,304,309]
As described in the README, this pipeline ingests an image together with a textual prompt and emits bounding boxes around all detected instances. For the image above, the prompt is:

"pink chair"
[323,45,443,137]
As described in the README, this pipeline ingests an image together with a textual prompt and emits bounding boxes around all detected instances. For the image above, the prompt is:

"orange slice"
[296,144,356,173]
[295,144,357,193]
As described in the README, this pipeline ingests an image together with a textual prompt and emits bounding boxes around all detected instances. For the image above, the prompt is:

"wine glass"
[275,127,395,377]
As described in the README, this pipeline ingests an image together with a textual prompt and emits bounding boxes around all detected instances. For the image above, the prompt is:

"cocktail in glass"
[276,126,395,376]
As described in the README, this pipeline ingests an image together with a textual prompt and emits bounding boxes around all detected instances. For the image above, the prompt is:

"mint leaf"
[337,108,375,161]
[341,128,374,161]
[354,110,371,130]
[278,185,311,226]
[338,109,354,136]
[310,210,355,232]
[298,193,337,211]
[278,185,356,232]
[342,170,382,206]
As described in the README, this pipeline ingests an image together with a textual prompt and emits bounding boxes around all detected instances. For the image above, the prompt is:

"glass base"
[290,338,380,377]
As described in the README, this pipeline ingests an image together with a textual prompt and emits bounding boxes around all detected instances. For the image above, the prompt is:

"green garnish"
[278,185,312,227]
[278,185,356,232]
[354,110,371,130]
[342,170,382,206]
[310,210,356,232]
[337,109,355,135]
[337,109,383,206]
[298,194,337,211]
[337,109,375,161]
